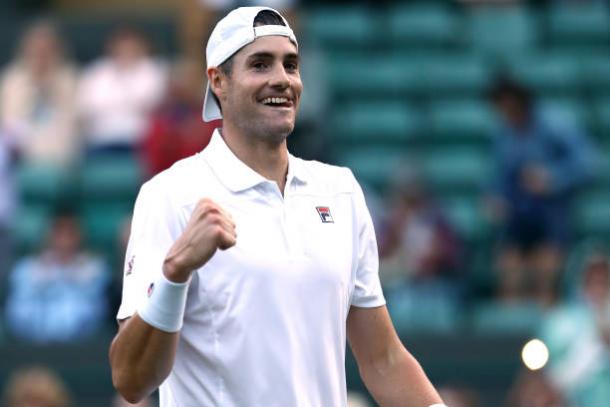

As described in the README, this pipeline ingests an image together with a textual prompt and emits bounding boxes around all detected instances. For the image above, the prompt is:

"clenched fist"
[163,198,236,283]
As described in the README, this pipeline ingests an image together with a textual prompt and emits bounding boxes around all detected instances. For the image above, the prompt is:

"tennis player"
[109,6,446,407]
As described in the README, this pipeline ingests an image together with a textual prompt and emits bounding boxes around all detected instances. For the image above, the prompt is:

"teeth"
[262,97,288,105]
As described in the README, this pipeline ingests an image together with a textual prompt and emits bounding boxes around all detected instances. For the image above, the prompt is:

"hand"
[521,165,551,196]
[163,198,236,283]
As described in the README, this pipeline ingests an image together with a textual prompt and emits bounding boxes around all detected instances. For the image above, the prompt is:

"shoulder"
[81,59,111,77]
[0,63,28,90]
[9,255,40,282]
[0,63,21,81]
[74,252,108,281]
[138,152,217,209]
[293,156,360,195]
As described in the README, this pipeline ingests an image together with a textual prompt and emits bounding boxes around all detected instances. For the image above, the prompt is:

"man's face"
[216,35,302,143]
[495,94,528,128]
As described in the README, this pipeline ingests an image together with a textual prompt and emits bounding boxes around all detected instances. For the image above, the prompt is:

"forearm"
[361,345,443,407]
[109,314,179,403]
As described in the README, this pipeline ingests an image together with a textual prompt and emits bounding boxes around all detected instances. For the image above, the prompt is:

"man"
[110,7,445,406]
[6,207,109,343]
[485,77,597,306]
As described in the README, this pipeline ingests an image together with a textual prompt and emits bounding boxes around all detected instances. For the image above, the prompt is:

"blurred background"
[1,0,610,406]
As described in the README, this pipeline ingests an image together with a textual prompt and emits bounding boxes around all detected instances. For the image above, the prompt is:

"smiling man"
[109,7,445,407]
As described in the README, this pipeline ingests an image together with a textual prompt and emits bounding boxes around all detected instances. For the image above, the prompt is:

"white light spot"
[522,338,549,370]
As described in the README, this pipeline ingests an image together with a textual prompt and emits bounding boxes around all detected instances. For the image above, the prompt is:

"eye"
[252,61,268,71]
[285,62,298,72]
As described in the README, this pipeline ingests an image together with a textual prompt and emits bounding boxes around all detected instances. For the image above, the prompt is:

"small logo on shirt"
[147,282,155,297]
[125,255,135,276]
[316,206,334,223]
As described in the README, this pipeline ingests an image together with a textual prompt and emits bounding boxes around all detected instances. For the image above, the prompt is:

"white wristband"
[138,274,190,333]
[429,404,448,407]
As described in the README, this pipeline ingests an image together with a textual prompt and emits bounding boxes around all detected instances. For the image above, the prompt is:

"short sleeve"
[116,179,182,320]
[348,171,385,308]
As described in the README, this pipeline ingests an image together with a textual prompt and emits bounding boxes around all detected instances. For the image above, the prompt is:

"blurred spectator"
[540,248,610,407]
[78,26,166,156]
[0,20,79,166]
[505,369,565,407]
[3,366,70,407]
[485,77,598,306]
[377,165,463,329]
[4,207,110,343]
[379,166,462,288]
[0,134,16,278]
[141,57,220,177]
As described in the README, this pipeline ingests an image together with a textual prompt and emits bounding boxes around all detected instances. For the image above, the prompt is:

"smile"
[261,97,293,108]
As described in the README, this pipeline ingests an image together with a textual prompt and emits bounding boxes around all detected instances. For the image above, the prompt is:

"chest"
[186,190,356,304]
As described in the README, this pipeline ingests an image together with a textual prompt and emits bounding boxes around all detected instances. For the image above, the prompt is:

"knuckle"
[208,214,221,225]
[214,226,225,239]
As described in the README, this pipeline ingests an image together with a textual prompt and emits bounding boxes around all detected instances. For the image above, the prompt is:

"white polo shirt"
[117,130,385,406]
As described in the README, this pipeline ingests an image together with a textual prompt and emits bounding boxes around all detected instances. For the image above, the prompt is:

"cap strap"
[254,25,297,46]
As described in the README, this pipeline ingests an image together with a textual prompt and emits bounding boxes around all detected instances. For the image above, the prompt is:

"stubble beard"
[229,110,294,145]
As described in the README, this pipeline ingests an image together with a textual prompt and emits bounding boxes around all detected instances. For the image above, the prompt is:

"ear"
[207,66,226,102]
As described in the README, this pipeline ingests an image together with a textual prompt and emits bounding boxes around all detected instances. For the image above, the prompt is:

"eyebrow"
[246,51,299,62]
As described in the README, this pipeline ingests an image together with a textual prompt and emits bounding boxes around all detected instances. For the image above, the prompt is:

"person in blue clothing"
[4,207,110,342]
[485,77,598,306]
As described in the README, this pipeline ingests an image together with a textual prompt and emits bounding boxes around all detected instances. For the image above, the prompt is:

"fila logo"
[316,206,334,223]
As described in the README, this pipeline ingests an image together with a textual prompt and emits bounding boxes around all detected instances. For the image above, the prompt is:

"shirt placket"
[282,180,304,258]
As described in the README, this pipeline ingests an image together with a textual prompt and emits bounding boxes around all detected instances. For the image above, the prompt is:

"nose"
[269,63,290,89]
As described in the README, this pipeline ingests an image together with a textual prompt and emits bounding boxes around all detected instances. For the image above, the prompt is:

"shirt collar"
[202,129,308,193]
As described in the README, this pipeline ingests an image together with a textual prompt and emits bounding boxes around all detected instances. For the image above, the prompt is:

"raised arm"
[347,305,444,407]
[109,198,236,403]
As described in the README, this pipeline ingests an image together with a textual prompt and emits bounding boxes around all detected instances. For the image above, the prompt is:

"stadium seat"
[387,4,460,49]
[79,155,143,202]
[81,202,132,252]
[472,302,543,335]
[466,5,538,58]
[0,14,23,66]
[335,147,407,192]
[420,148,491,194]
[507,53,583,97]
[304,7,377,50]
[546,3,610,48]
[440,195,488,243]
[386,283,461,334]
[594,97,610,141]
[415,53,491,98]
[331,102,420,145]
[426,100,496,144]
[13,205,50,254]
[326,54,419,99]
[580,55,610,92]
[60,15,178,63]
[573,189,610,238]
[15,163,72,207]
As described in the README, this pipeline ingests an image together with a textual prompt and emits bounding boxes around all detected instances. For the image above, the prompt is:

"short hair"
[211,9,287,113]
[487,75,533,111]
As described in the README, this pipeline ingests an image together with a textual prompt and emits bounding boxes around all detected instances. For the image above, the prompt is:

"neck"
[220,123,289,193]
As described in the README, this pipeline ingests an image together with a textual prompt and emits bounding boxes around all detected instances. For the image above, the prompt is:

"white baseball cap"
[202,6,298,122]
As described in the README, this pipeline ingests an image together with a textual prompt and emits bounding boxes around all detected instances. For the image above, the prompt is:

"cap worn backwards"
[202,6,298,122]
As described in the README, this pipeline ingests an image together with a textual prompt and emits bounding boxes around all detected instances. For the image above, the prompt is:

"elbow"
[109,345,148,404]
[112,370,148,404]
